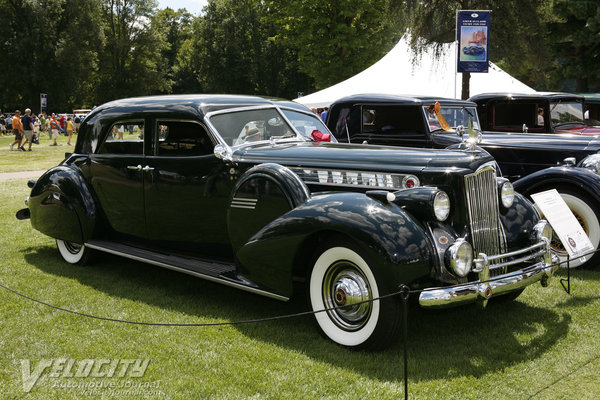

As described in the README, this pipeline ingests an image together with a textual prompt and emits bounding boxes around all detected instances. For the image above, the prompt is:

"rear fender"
[29,166,96,243]
[234,191,435,298]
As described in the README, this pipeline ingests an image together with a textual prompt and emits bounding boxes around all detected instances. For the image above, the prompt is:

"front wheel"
[56,239,91,265]
[309,246,401,350]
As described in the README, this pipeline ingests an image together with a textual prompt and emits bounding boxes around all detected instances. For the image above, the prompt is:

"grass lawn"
[0,133,70,173]
[1,177,599,399]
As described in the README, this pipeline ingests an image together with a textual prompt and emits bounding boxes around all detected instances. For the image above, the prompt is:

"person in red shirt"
[50,115,60,146]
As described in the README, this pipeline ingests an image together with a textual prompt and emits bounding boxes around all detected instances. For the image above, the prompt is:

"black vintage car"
[327,93,600,268]
[18,95,556,350]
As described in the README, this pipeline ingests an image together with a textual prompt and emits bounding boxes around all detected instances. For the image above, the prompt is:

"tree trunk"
[461,72,470,100]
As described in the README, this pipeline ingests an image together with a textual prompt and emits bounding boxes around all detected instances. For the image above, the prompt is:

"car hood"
[233,141,494,174]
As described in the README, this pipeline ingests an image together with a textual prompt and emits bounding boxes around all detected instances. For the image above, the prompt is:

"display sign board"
[531,189,594,261]
[456,10,490,73]
[40,93,47,113]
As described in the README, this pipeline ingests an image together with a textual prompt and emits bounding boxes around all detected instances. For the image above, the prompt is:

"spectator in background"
[10,110,24,151]
[21,108,35,151]
[73,115,81,133]
[59,114,66,135]
[537,108,544,126]
[320,107,329,122]
[0,115,5,135]
[50,114,60,146]
[6,114,13,133]
[39,113,46,136]
[66,117,74,145]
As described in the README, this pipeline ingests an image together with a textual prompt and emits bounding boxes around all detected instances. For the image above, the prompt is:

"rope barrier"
[1,246,597,399]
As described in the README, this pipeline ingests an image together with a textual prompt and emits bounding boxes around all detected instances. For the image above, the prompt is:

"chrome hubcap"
[64,241,82,254]
[323,262,372,331]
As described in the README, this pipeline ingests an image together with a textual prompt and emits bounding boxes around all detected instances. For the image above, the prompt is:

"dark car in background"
[327,93,600,268]
[18,95,556,350]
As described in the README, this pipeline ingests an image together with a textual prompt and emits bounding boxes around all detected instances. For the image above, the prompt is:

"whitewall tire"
[56,239,90,265]
[309,246,401,350]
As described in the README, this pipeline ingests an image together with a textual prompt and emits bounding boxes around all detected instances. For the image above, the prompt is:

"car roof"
[88,94,310,119]
[469,92,584,102]
[330,93,476,107]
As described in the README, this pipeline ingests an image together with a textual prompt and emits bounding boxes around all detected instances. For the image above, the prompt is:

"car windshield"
[424,106,480,132]
[208,108,299,146]
[550,101,585,126]
[280,109,335,142]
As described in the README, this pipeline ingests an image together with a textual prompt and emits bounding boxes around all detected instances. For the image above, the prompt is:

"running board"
[85,240,288,301]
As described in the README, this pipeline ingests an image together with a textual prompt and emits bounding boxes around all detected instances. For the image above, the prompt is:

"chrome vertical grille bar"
[464,164,506,275]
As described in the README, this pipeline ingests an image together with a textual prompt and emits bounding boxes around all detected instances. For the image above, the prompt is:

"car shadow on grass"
[25,245,570,383]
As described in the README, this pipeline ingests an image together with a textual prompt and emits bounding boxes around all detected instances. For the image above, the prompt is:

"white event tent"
[294,36,535,109]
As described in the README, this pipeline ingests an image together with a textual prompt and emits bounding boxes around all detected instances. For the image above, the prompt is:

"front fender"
[29,166,97,243]
[234,191,436,298]
[499,192,540,249]
[513,166,600,205]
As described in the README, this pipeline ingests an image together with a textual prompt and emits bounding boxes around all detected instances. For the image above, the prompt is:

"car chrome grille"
[464,164,507,276]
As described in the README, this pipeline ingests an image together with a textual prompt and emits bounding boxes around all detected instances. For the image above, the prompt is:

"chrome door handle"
[127,165,142,171]
[142,165,155,172]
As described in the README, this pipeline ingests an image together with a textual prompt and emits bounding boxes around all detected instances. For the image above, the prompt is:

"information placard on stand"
[531,189,594,261]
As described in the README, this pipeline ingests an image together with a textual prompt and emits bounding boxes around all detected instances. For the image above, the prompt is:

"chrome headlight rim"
[433,190,451,222]
[446,239,474,277]
[581,154,600,174]
[499,180,515,208]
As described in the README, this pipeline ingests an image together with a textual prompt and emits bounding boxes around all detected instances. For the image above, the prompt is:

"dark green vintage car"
[17,95,556,350]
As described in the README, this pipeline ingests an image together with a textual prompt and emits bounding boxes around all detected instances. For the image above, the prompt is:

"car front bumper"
[419,242,558,308]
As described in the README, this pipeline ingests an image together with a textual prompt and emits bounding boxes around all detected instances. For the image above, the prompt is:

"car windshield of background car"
[280,109,336,142]
[208,108,299,146]
[550,101,585,126]
[425,106,480,132]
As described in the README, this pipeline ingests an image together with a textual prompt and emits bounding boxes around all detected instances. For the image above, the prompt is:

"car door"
[143,119,233,258]
[88,120,148,238]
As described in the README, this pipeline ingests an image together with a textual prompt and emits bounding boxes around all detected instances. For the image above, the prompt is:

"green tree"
[548,0,600,92]
[95,0,169,102]
[402,0,552,97]
[267,0,402,90]
[153,7,195,93]
[185,0,309,98]
[0,0,103,112]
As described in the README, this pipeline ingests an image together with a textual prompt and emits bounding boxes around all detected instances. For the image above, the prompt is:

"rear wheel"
[56,239,91,265]
[309,246,401,350]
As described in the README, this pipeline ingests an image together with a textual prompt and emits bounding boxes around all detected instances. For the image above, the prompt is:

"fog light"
[500,181,514,208]
[433,191,451,221]
[446,239,474,277]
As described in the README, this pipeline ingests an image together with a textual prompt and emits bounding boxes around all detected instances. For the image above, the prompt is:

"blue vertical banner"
[40,93,47,113]
[456,10,490,73]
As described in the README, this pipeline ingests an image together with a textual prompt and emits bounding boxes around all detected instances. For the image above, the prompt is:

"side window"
[492,102,539,131]
[157,120,214,156]
[361,106,424,135]
[98,121,144,154]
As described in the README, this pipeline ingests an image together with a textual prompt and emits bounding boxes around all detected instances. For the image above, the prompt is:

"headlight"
[446,239,473,277]
[581,154,600,173]
[433,191,451,221]
[499,180,514,208]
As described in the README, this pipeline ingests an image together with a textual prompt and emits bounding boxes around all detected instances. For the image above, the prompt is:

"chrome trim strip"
[85,243,289,301]
[231,205,256,209]
[419,261,554,308]
[475,241,547,271]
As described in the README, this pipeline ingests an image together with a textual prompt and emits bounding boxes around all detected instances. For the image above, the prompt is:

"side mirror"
[214,144,233,162]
